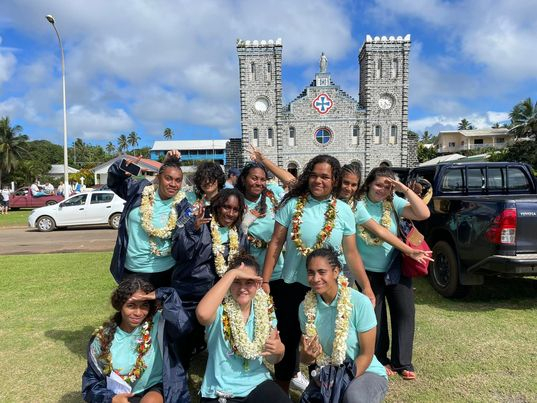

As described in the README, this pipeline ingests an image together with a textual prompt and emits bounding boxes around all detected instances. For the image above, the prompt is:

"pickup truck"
[8,187,64,209]
[407,162,537,297]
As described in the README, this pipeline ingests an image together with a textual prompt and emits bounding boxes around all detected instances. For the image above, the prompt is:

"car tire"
[36,216,56,232]
[429,241,469,298]
[45,200,58,206]
[109,213,121,230]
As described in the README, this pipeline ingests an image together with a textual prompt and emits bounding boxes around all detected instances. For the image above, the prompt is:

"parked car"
[28,191,125,232]
[9,187,64,209]
[407,162,537,298]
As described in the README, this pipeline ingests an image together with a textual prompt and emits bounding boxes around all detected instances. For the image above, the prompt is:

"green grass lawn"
[0,209,32,227]
[1,252,536,402]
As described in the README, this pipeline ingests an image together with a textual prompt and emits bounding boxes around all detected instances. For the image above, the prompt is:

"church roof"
[285,78,359,112]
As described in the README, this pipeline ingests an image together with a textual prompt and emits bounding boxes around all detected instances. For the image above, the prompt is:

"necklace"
[210,217,240,277]
[291,194,337,256]
[222,290,273,360]
[140,184,185,256]
[304,275,351,366]
[357,196,392,246]
[95,319,153,385]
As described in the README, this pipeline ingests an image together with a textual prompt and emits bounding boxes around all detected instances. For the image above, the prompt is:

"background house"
[436,128,511,154]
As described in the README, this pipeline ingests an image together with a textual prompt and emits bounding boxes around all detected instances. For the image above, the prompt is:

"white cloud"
[0,36,16,85]
[410,110,510,134]
[65,105,134,141]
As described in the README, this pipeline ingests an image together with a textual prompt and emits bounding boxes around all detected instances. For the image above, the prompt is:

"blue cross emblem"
[313,93,333,114]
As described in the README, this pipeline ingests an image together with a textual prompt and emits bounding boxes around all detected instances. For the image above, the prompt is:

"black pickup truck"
[407,162,537,297]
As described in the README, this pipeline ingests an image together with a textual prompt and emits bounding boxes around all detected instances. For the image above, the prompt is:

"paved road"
[0,226,117,255]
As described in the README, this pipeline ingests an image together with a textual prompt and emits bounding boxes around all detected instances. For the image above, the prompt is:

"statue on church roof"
[320,52,328,73]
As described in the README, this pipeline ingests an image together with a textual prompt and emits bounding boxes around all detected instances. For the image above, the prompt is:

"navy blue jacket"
[107,161,190,282]
[171,219,249,313]
[81,288,192,403]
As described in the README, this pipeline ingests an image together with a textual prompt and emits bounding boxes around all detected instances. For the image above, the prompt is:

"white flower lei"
[222,289,272,360]
[357,197,392,246]
[139,184,185,256]
[211,217,240,277]
[304,275,352,366]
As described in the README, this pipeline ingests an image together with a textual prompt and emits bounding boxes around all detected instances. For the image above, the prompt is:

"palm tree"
[127,131,140,150]
[163,128,173,140]
[117,134,128,153]
[0,117,28,186]
[105,141,116,156]
[458,118,474,130]
[509,97,537,140]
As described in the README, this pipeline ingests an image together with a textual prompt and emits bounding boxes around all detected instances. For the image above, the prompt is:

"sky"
[0,0,536,149]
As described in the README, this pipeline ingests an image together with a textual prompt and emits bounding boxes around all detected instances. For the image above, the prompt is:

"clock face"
[378,95,394,110]
[254,97,269,112]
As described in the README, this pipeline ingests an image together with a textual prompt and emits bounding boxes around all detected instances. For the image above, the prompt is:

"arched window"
[352,126,359,145]
[252,128,259,147]
[267,127,273,147]
[251,62,256,80]
[379,161,391,167]
[289,127,295,146]
[287,162,298,178]
[391,58,398,79]
[389,125,398,144]
[375,59,382,79]
[374,125,382,144]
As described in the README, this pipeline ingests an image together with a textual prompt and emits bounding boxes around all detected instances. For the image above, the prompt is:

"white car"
[28,191,125,232]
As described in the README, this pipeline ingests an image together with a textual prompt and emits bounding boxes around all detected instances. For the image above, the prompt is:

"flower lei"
[357,197,392,246]
[222,290,273,360]
[291,194,337,256]
[247,233,267,249]
[140,184,185,256]
[211,217,240,277]
[94,320,153,385]
[304,275,352,366]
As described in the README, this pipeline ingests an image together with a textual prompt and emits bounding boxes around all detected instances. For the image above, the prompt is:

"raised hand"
[128,291,157,302]
[261,328,284,357]
[165,149,181,161]
[247,144,264,162]
[301,334,323,364]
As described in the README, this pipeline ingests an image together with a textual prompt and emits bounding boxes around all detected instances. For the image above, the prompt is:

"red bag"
[401,224,431,277]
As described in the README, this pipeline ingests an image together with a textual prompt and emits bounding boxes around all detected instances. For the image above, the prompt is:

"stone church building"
[236,35,417,176]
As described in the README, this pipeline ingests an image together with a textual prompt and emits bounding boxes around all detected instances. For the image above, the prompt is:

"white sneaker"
[289,371,309,392]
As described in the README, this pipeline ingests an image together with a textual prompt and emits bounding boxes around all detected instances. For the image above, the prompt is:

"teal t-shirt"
[299,288,387,379]
[244,193,284,281]
[125,192,176,273]
[266,182,285,200]
[91,311,163,394]
[354,194,409,273]
[201,301,277,398]
[276,196,355,286]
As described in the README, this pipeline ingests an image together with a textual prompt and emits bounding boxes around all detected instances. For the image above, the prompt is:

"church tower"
[359,35,411,169]
[236,39,283,166]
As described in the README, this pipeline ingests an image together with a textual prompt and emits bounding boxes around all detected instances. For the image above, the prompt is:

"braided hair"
[193,162,226,200]
[357,166,396,202]
[279,155,342,208]
[236,162,276,215]
[95,277,156,366]
[158,156,182,175]
[306,246,342,272]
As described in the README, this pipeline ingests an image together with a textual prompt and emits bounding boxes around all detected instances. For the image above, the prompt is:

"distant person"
[224,167,241,189]
[1,186,9,214]
[185,161,226,211]
[44,182,54,195]
[56,182,65,196]
[30,181,45,197]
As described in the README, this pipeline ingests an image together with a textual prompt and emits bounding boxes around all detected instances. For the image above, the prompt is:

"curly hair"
[306,246,342,272]
[210,188,246,227]
[228,252,260,274]
[193,162,226,199]
[357,166,396,201]
[158,156,182,175]
[96,277,156,365]
[235,162,274,215]
[279,154,342,208]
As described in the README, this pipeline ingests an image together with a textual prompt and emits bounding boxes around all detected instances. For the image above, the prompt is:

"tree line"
[0,122,176,187]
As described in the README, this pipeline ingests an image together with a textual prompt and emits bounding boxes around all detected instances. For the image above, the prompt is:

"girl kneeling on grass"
[299,247,388,403]
[82,277,191,403]
[196,254,291,403]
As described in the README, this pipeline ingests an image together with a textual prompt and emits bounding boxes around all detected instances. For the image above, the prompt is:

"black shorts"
[129,383,163,403]
[0,200,8,207]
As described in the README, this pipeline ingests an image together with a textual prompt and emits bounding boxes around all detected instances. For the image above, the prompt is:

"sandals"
[401,369,416,380]
[384,364,396,377]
